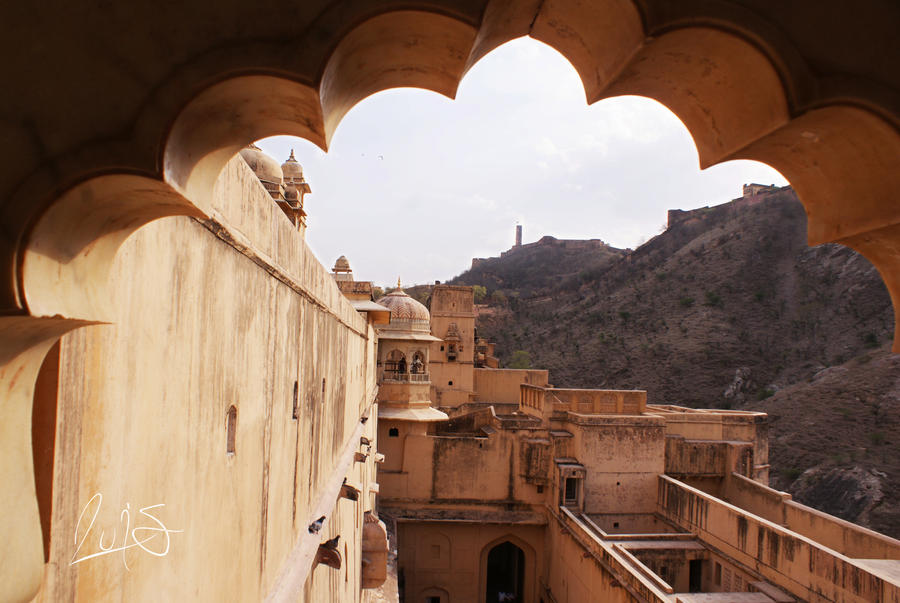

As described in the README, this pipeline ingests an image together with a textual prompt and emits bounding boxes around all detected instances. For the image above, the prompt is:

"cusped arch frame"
[12,3,900,347]
[1,11,480,600]
[3,2,900,601]
[22,6,900,332]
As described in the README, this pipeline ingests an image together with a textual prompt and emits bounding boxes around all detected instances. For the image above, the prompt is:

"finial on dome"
[397,277,402,289]
[287,149,296,161]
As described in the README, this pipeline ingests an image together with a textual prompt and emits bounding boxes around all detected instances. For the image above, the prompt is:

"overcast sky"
[257,37,787,288]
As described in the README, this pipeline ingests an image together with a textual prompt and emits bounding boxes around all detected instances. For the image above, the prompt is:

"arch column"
[0,316,94,603]
[841,224,900,353]
[734,105,900,352]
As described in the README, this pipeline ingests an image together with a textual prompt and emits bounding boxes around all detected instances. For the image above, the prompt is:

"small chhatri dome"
[239,143,283,185]
[333,255,351,273]
[378,286,430,330]
[282,149,304,180]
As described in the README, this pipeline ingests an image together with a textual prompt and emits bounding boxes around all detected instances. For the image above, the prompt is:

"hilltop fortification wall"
[667,184,791,229]
[472,236,608,269]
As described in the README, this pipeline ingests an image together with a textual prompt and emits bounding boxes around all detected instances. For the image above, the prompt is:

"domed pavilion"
[375,282,448,446]
[239,144,311,233]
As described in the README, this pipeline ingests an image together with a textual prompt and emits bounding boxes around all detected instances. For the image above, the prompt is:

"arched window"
[384,349,407,380]
[411,351,425,374]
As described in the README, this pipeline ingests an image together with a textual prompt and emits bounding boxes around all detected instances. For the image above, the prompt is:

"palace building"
[317,257,899,603]
[2,2,899,602]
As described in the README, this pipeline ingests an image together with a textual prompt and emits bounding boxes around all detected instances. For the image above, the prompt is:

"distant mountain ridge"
[749,348,900,538]
[463,235,626,299]
[445,184,898,536]
[451,185,894,406]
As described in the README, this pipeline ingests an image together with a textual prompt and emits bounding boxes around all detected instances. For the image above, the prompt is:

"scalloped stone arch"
[155,5,899,351]
[22,175,201,322]
[598,26,790,168]
[2,1,900,599]
[9,2,898,343]
[0,315,96,603]
[164,76,327,208]
[735,104,900,346]
[319,10,478,141]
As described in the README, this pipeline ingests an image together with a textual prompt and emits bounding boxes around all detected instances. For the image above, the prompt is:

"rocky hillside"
[466,237,625,298]
[749,349,900,538]
[445,185,898,536]
[455,187,894,407]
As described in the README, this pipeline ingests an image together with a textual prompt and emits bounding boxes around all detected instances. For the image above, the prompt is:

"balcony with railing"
[382,371,430,383]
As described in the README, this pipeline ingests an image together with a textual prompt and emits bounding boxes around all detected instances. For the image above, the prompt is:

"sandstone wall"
[33,157,379,602]
[473,368,549,404]
[396,522,545,603]
[658,476,900,603]
[379,429,545,509]
[722,473,900,560]
[568,416,666,515]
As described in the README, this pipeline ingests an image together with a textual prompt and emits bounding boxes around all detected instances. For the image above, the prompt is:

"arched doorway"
[485,541,525,603]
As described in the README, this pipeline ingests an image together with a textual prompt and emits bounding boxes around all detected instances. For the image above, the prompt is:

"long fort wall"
[658,476,900,603]
[32,157,379,602]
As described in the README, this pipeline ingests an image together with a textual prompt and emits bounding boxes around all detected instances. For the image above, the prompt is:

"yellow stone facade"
[371,285,900,603]
[23,155,387,602]
[1,2,899,602]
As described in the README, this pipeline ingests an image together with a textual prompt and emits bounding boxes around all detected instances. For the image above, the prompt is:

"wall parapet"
[723,473,900,560]
[552,506,673,602]
[207,156,367,336]
[649,405,766,437]
[519,385,647,420]
[657,475,900,603]
[474,368,548,405]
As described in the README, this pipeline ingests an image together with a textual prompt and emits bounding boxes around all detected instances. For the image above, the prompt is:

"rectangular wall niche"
[226,405,237,455]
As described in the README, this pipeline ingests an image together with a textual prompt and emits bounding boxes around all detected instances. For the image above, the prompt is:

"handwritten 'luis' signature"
[71,493,183,569]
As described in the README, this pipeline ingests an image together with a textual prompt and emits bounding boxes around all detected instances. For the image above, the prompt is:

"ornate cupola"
[375,281,447,425]
[332,255,353,281]
[280,149,311,235]
[377,282,432,334]
[239,143,285,199]
[238,144,311,236]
